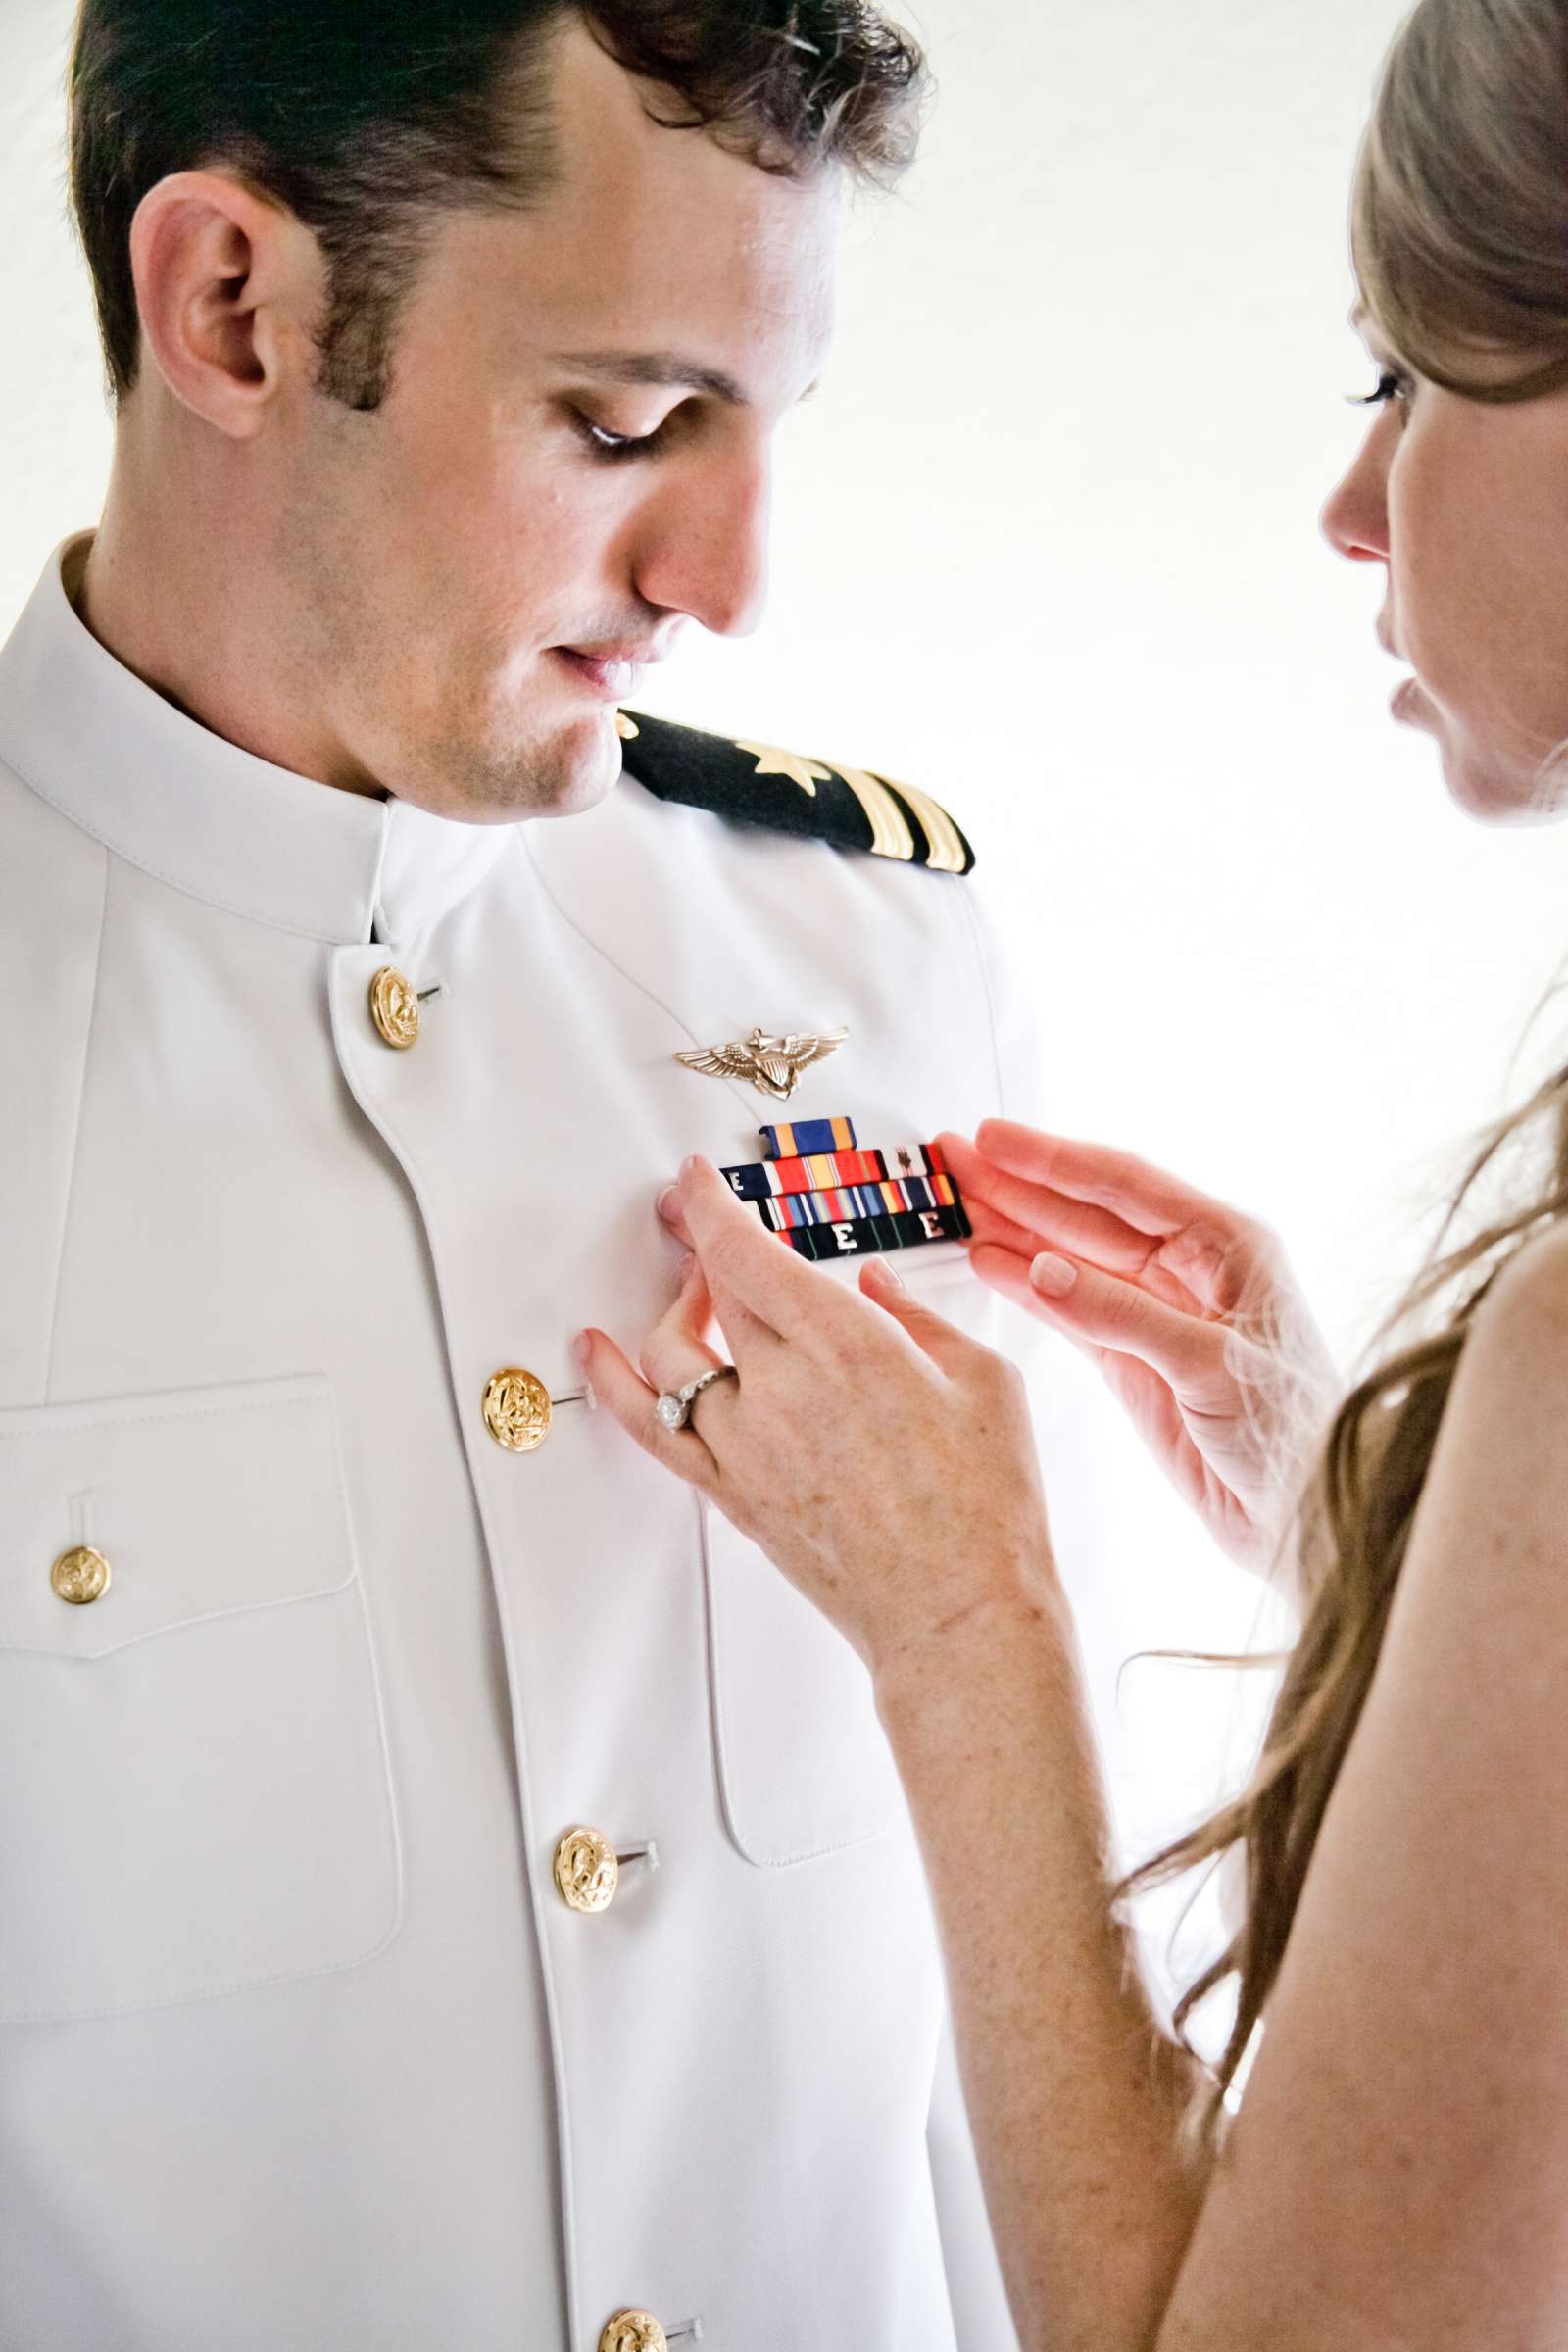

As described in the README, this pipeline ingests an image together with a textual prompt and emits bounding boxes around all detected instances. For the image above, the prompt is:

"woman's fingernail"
[1030,1252,1077,1299]
[680,1154,701,1180]
[657,1186,681,1223]
[866,1257,905,1290]
[572,1329,592,1366]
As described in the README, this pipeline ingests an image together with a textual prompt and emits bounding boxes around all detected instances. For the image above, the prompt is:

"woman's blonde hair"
[1127,0,1568,2120]
[1353,0,1568,403]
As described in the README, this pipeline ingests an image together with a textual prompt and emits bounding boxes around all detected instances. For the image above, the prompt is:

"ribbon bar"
[723,1140,949,1202]
[769,1200,970,1262]
[759,1115,858,1160]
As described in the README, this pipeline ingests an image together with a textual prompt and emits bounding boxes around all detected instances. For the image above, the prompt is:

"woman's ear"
[127,169,326,436]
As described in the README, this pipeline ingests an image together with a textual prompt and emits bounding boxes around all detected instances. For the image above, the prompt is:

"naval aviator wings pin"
[675,1025,848,1102]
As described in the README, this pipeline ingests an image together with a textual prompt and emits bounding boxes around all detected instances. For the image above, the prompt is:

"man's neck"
[77,454,382,800]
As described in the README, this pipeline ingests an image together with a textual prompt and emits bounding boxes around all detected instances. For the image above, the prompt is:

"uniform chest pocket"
[704,1507,906,1866]
[0,1375,401,2023]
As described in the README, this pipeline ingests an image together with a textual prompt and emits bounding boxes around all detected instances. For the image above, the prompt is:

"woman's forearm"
[874,1582,1209,2352]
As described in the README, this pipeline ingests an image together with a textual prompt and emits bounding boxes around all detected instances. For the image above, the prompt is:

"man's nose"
[635,455,772,639]
[1320,424,1393,565]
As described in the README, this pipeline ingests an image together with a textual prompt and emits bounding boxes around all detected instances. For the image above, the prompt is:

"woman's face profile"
[1322,314,1568,826]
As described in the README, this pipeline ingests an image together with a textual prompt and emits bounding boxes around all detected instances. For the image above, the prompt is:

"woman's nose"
[1321,429,1392,564]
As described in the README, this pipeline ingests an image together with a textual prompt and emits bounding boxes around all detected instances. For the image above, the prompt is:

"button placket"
[356,940,692,2349]
[571,1823,682,2341]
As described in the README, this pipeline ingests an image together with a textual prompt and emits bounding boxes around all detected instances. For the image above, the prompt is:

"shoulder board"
[615,710,975,876]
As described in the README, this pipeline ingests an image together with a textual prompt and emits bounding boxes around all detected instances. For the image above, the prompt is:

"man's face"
[282,22,839,821]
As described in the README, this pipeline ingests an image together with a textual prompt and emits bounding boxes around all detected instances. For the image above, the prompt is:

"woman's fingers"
[664,1163,976,1379]
[575,1326,718,1488]
[655,1186,694,1250]
[969,1244,1108,1368]
[675,1155,857,1344]
[969,1247,1243,1519]
[968,1118,1250,1245]
[858,1257,974,1378]
[941,1131,1167,1282]
[659,1174,784,1360]
[636,1252,723,1394]
[949,1124,1278,1319]
[973,1239,1230,1398]
[941,1181,1054,1269]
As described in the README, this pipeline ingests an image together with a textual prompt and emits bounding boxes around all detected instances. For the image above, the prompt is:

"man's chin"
[525,708,626,819]
[402,710,625,824]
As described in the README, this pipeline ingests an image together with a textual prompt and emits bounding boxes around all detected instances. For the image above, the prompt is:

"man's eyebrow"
[547,349,749,405]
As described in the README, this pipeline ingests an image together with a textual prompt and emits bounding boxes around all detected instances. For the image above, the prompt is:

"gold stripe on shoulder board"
[832,765,918,862]
[877,774,968,874]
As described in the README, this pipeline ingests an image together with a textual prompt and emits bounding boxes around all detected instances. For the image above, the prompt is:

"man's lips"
[553,645,668,702]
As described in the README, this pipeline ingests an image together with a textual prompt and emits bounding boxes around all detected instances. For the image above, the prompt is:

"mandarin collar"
[0,535,512,948]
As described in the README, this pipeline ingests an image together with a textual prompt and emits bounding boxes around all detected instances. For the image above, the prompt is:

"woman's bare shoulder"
[1400,1221,1568,1619]
[1476,1214,1568,1328]
[1440,1220,1568,1495]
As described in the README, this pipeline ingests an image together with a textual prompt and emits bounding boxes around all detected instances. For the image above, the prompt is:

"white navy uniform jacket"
[0,537,1039,2352]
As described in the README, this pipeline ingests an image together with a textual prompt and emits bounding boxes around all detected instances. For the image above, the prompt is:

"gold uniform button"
[368,965,420,1050]
[599,2315,666,2352]
[482,1367,553,1452]
[51,1545,111,1606]
[554,1826,619,1915]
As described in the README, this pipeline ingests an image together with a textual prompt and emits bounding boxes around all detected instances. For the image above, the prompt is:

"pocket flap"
[0,1375,352,1659]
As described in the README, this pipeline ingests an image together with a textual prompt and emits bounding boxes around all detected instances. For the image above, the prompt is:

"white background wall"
[8,0,1568,2037]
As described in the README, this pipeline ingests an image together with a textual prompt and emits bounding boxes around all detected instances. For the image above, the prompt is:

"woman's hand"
[575,1156,1060,1687]
[939,1120,1338,1581]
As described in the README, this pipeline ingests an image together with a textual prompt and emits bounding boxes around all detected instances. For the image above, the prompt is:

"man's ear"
[127,169,327,437]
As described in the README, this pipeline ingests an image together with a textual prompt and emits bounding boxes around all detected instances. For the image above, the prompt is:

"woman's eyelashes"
[1351,368,1414,411]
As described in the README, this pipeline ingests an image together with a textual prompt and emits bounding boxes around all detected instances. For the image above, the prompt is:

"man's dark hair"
[68,0,927,413]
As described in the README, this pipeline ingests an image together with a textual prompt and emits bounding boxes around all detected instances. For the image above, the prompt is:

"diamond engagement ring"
[655,1365,738,1432]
